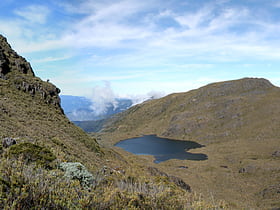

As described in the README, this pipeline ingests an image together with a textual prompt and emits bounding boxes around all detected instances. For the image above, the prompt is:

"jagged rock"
[0,34,62,109]
[239,165,257,173]
[0,35,34,76]
[272,150,280,157]
[168,175,191,192]
[178,166,188,169]
[59,162,94,188]
[2,137,17,148]
[0,49,9,78]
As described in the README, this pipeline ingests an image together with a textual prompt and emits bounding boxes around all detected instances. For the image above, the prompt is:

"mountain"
[60,95,133,121]
[1,35,214,209]
[103,78,280,140]
[100,77,280,209]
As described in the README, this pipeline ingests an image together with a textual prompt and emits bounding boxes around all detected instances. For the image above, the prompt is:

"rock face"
[0,35,61,108]
[0,35,34,77]
[2,137,17,148]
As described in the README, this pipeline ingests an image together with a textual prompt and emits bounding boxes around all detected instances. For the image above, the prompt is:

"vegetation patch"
[7,142,56,168]
[59,162,94,188]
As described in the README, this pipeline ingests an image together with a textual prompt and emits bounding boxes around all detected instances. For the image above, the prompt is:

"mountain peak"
[197,77,274,99]
[0,35,35,78]
[0,34,60,108]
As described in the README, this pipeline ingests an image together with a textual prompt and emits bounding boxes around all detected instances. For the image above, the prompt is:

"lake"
[114,135,208,163]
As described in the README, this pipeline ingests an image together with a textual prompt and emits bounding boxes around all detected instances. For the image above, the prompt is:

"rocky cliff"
[0,35,61,108]
[0,36,34,77]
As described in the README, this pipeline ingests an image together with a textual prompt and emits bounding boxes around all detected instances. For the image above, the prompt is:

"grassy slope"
[100,78,280,209]
[0,76,102,169]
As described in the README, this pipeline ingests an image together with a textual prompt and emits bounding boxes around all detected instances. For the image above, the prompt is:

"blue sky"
[1,0,280,97]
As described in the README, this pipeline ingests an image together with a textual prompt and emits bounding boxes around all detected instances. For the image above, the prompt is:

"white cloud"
[89,81,118,115]
[14,5,50,24]
[32,55,73,63]
[3,0,280,61]
[2,0,280,97]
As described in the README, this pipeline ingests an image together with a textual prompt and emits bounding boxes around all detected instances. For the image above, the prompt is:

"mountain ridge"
[102,77,279,142]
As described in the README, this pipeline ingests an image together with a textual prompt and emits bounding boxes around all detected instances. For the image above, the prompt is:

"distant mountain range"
[60,95,133,121]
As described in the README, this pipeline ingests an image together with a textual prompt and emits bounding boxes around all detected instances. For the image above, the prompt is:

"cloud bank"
[90,81,118,115]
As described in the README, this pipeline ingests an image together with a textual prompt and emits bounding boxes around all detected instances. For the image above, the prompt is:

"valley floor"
[97,132,280,209]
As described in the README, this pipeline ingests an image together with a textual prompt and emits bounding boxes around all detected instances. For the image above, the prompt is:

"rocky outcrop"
[13,76,61,107]
[2,137,17,148]
[0,35,34,77]
[272,150,280,158]
[0,34,61,109]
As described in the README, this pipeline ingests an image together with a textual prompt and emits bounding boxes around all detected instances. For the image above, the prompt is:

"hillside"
[0,35,222,209]
[100,77,280,209]
[102,78,280,141]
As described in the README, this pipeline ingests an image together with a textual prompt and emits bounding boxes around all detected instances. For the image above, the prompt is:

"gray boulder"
[2,137,17,148]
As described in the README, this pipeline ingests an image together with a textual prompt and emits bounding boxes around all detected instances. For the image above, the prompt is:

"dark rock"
[220,165,228,168]
[147,166,168,177]
[169,176,191,192]
[239,165,257,173]
[178,166,188,169]
[0,34,62,110]
[0,49,9,76]
[2,137,17,148]
[272,150,280,157]
[0,35,34,76]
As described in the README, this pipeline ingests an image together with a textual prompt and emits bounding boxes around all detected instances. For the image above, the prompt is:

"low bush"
[7,142,56,168]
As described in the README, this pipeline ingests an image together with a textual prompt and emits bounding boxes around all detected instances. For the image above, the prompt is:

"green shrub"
[7,142,56,168]
[59,162,94,188]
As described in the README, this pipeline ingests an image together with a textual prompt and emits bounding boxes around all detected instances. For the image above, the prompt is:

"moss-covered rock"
[7,142,56,168]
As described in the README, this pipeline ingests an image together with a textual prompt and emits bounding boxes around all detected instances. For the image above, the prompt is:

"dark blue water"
[114,135,208,163]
